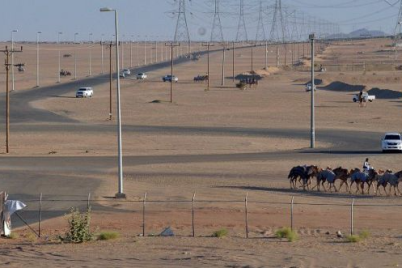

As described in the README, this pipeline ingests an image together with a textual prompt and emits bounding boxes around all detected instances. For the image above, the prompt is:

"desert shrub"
[8,232,19,239]
[359,230,370,239]
[98,231,119,241]
[61,207,92,243]
[346,235,361,243]
[275,227,298,242]
[212,229,228,238]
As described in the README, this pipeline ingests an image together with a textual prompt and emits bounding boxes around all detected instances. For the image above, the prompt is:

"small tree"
[61,207,93,243]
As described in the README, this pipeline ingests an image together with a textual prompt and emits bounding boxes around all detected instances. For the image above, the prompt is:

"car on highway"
[305,83,317,92]
[75,87,93,98]
[382,133,402,153]
[163,75,178,82]
[353,92,375,103]
[137,73,147,80]
[122,69,131,76]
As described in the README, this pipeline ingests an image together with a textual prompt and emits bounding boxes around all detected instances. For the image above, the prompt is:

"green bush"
[61,207,93,243]
[359,230,370,239]
[212,229,228,238]
[275,227,298,242]
[98,231,119,241]
[347,230,370,243]
[346,235,361,243]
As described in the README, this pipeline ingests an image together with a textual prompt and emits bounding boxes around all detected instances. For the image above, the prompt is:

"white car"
[305,83,317,92]
[122,69,131,76]
[381,133,402,153]
[137,73,147,80]
[76,87,93,98]
[353,92,375,103]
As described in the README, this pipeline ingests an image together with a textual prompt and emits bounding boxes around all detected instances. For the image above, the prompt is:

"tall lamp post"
[309,33,315,149]
[100,7,125,198]
[36,31,41,87]
[74,33,79,80]
[57,32,63,83]
[11,30,18,91]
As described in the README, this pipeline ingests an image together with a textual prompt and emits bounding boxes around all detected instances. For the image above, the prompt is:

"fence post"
[291,196,295,231]
[142,192,147,237]
[87,192,91,210]
[351,198,355,236]
[39,193,42,238]
[245,193,249,239]
[192,192,196,237]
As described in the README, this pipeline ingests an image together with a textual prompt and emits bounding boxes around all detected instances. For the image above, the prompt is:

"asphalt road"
[0,49,385,228]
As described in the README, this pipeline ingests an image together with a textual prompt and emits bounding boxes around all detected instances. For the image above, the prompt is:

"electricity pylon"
[236,0,248,42]
[255,0,266,41]
[211,0,224,42]
[174,0,191,53]
[269,0,286,43]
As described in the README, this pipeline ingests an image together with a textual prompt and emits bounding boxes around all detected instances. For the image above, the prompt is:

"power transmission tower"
[236,0,248,42]
[211,0,224,42]
[394,1,402,49]
[269,0,286,43]
[255,0,266,41]
[174,0,191,46]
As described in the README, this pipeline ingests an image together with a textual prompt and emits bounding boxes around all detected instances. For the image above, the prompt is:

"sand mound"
[263,67,280,74]
[368,88,402,99]
[321,81,366,92]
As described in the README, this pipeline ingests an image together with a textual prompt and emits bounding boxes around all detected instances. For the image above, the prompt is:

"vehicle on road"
[381,133,402,153]
[137,73,147,80]
[163,75,178,82]
[76,87,93,98]
[305,83,317,92]
[122,69,131,76]
[353,92,375,103]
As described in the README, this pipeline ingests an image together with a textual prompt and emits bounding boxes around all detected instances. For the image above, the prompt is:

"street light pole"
[36,31,41,87]
[309,33,316,149]
[101,7,125,198]
[74,33,78,80]
[130,35,133,67]
[58,32,63,83]
[11,30,18,91]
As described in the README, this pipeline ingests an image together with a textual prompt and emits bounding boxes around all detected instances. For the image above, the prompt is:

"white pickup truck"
[352,92,375,103]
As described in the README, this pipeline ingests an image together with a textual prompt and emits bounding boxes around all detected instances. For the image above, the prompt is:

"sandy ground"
[1,38,402,267]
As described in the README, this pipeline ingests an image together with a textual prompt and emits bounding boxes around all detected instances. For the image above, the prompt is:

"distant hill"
[327,28,387,39]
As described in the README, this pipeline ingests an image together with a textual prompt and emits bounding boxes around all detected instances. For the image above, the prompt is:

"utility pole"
[202,42,214,90]
[265,41,268,70]
[1,45,23,154]
[57,32,63,83]
[130,36,133,67]
[11,30,18,91]
[276,45,280,67]
[309,34,315,148]
[89,33,93,76]
[250,43,256,72]
[74,33,79,80]
[101,34,105,74]
[232,42,235,82]
[165,42,180,103]
[221,43,226,86]
[36,31,41,87]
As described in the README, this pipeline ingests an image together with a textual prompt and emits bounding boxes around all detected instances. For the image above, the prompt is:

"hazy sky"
[0,0,399,42]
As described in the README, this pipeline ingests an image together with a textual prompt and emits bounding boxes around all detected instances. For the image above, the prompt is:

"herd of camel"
[288,165,402,196]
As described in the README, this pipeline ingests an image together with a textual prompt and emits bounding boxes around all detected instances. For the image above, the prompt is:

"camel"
[349,168,377,195]
[316,169,337,192]
[376,171,401,196]
[287,165,319,190]
[332,167,350,192]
